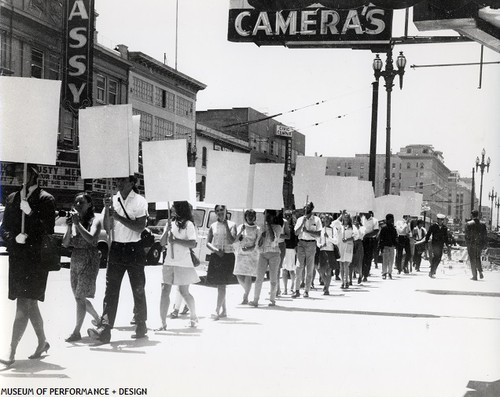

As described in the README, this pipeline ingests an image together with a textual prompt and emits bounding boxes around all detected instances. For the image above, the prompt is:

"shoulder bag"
[117,197,154,248]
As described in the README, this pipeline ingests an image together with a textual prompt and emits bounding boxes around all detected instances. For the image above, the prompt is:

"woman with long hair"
[157,201,199,329]
[318,214,336,295]
[206,205,237,320]
[250,209,283,307]
[62,193,102,342]
[350,215,365,286]
[233,209,260,304]
[338,212,354,289]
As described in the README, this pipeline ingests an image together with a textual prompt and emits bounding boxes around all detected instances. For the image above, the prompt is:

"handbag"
[333,244,341,260]
[190,249,201,267]
[117,197,154,248]
[40,234,61,272]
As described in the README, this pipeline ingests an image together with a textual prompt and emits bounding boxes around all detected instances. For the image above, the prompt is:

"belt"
[299,239,316,242]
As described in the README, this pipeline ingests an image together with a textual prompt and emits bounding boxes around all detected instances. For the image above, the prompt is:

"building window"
[423,149,429,154]
[392,163,396,169]
[407,162,411,169]
[420,162,424,169]
[419,182,424,189]
[132,77,153,103]
[406,148,411,153]
[176,124,194,141]
[0,32,7,69]
[61,109,75,142]
[154,117,174,139]
[48,54,60,80]
[31,48,43,78]
[337,172,341,176]
[202,147,207,167]
[108,79,118,104]
[96,75,106,103]
[176,96,194,119]
[133,109,153,140]
[392,173,395,178]
[360,163,364,169]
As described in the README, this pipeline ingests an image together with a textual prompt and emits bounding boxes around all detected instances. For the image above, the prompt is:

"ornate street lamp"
[495,197,500,231]
[475,148,490,220]
[373,50,406,195]
[488,187,496,230]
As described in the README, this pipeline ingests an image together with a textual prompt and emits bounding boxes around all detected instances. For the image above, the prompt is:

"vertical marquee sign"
[228,0,393,48]
[62,0,95,114]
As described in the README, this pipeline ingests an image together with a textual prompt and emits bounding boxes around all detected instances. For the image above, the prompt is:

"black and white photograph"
[0,1,499,396]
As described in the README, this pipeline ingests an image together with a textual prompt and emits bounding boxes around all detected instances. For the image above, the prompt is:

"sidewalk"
[0,256,499,397]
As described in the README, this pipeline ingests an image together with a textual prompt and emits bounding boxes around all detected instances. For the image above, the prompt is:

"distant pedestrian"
[156,201,199,330]
[379,214,398,280]
[281,210,297,295]
[350,215,365,285]
[465,210,488,281]
[338,212,354,289]
[206,205,237,320]
[250,209,282,307]
[412,219,427,271]
[62,193,101,342]
[0,164,55,367]
[318,214,337,294]
[362,211,379,281]
[395,215,411,274]
[424,214,451,278]
[292,202,322,298]
[276,210,288,297]
[233,209,260,304]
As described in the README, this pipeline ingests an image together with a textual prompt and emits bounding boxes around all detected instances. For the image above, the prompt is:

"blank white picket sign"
[79,105,131,179]
[250,163,284,210]
[142,139,189,203]
[0,77,60,165]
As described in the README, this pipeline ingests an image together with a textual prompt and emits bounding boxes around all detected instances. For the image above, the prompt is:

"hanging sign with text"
[228,0,393,47]
[62,0,95,114]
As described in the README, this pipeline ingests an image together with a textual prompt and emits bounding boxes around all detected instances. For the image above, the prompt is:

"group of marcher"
[0,167,489,368]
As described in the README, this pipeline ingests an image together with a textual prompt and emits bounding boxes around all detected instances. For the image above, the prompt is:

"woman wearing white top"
[318,215,337,295]
[338,213,355,289]
[233,209,260,304]
[157,201,199,330]
[250,209,283,307]
[350,215,365,286]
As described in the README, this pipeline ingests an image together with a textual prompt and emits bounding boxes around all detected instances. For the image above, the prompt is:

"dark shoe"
[382,274,387,280]
[65,332,81,343]
[169,310,179,319]
[470,277,478,281]
[357,277,362,285]
[248,301,258,307]
[180,306,189,315]
[388,274,392,280]
[268,301,276,307]
[429,274,435,279]
[130,317,137,325]
[362,277,368,282]
[291,291,300,298]
[241,298,249,305]
[303,291,309,298]
[323,290,330,296]
[132,323,148,339]
[335,276,341,281]
[349,281,353,286]
[87,326,111,343]
[479,272,484,279]
[28,342,50,359]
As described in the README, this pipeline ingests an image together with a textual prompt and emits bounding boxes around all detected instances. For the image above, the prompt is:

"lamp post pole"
[475,148,490,220]
[471,168,475,211]
[488,188,496,231]
[495,198,500,231]
[368,78,379,190]
[373,50,406,195]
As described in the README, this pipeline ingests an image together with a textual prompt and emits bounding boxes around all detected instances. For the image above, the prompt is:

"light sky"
[95,0,500,208]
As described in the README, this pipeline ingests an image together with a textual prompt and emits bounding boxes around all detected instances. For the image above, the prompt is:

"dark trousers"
[395,236,410,273]
[413,252,423,270]
[101,242,147,328]
[362,237,377,278]
[467,246,483,279]
[429,243,444,276]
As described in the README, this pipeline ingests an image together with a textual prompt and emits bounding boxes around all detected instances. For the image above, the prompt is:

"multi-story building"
[447,171,475,229]
[325,153,401,197]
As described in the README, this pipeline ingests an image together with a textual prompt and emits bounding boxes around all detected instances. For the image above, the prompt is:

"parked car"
[54,210,162,268]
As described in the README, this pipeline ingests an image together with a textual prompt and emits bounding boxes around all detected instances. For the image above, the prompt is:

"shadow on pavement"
[464,379,500,397]
[0,360,67,378]
[417,289,500,298]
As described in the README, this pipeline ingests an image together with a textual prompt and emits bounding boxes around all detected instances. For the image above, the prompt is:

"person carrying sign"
[0,164,55,367]
[88,175,149,343]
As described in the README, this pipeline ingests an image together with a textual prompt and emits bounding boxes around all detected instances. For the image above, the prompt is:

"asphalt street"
[0,254,499,397]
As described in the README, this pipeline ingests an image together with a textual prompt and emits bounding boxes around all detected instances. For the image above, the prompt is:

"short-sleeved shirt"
[396,220,410,237]
[295,215,323,241]
[164,221,197,268]
[363,216,379,236]
[319,226,336,251]
[210,221,237,253]
[111,191,148,243]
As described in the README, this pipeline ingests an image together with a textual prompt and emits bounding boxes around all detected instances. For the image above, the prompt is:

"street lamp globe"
[396,51,407,71]
[482,148,486,156]
[373,54,383,75]
[476,156,480,170]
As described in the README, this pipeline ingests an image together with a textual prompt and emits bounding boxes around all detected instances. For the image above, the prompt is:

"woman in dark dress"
[0,164,55,367]
[62,193,102,342]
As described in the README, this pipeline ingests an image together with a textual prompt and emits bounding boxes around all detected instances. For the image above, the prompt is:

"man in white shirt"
[88,175,148,343]
[362,211,379,282]
[395,215,411,274]
[292,202,322,298]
